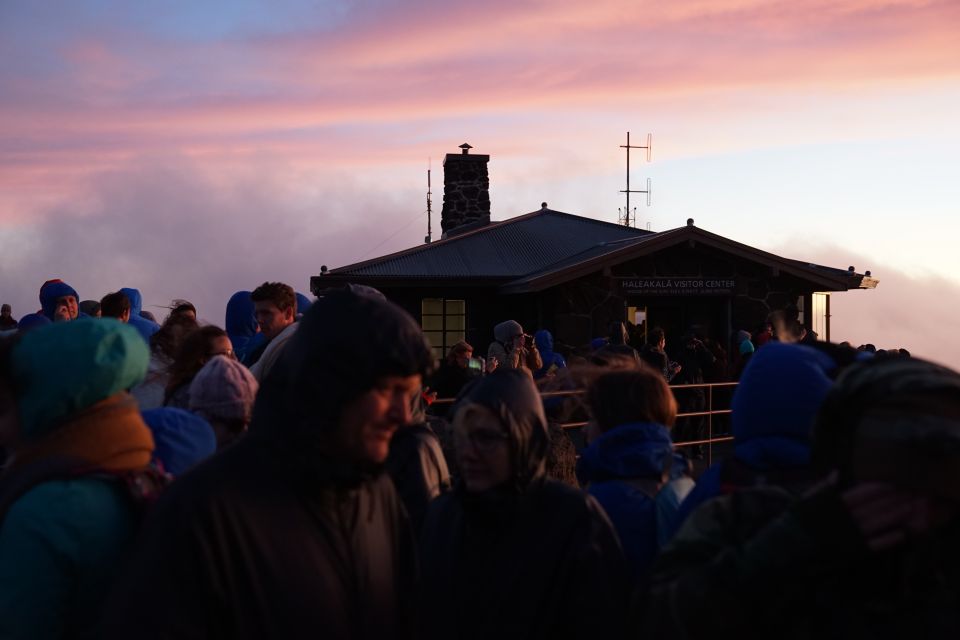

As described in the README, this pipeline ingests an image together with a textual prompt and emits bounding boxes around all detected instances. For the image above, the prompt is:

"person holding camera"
[487,320,542,378]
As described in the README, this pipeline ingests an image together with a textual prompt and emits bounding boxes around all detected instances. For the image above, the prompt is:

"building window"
[811,292,830,341]
[422,298,466,361]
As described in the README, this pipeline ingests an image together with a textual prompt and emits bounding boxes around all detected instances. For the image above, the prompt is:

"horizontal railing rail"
[431,380,738,466]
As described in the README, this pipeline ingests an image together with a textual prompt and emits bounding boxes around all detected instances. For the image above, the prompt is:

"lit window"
[422,298,466,361]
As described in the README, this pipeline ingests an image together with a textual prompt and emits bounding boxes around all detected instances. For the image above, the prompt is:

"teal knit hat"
[12,318,149,440]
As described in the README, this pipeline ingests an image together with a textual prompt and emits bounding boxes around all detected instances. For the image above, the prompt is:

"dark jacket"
[577,421,674,583]
[104,435,417,640]
[386,422,451,533]
[421,481,627,640]
[104,290,433,640]
[420,370,628,639]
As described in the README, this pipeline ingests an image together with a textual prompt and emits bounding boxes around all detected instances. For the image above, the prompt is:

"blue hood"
[225,290,263,360]
[731,342,836,468]
[295,292,313,316]
[38,279,79,321]
[578,422,674,482]
[225,291,257,337]
[141,407,217,476]
[120,287,160,342]
[534,329,554,353]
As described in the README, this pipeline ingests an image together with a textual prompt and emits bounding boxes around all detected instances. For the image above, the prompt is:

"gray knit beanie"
[189,355,259,422]
[494,320,523,344]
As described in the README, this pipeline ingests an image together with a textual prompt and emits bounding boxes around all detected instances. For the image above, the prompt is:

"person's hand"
[54,303,71,322]
[841,482,956,552]
[486,356,499,374]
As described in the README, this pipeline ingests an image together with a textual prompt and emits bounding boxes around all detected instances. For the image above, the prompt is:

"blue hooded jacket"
[577,421,675,582]
[119,288,160,343]
[141,408,217,476]
[38,279,80,321]
[672,342,836,535]
[533,329,566,379]
[225,291,264,362]
[295,292,313,317]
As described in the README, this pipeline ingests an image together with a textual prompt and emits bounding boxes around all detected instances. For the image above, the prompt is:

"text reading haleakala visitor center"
[619,278,737,296]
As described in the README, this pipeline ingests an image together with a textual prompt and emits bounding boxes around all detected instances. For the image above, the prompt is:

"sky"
[2,0,959,365]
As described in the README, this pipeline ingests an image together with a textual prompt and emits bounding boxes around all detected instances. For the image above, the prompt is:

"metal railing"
[431,381,738,466]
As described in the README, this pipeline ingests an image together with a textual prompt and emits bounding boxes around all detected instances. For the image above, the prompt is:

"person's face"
[338,374,422,464]
[54,295,78,321]
[455,349,473,369]
[254,301,294,340]
[454,404,512,493]
[204,335,235,363]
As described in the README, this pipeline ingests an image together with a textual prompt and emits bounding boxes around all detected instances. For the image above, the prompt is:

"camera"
[523,334,535,349]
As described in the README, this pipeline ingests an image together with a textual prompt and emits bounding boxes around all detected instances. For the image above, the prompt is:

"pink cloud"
[772,242,960,370]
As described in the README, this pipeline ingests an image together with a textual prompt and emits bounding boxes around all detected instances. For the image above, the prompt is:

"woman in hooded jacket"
[419,369,628,639]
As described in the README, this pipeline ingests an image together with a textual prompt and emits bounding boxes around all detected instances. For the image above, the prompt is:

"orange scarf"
[9,392,154,474]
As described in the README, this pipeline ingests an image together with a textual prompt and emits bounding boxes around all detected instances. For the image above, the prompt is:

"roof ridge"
[328,208,550,274]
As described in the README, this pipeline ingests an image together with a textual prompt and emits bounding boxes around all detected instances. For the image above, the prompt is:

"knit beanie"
[494,320,523,344]
[188,355,259,422]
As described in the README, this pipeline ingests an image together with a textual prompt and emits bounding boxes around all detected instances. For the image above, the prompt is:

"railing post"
[707,383,714,466]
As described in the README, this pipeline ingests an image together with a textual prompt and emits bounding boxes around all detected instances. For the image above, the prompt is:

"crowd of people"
[0,278,957,639]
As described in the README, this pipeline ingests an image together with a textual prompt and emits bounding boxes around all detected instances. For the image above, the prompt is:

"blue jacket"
[577,422,674,582]
[224,290,264,362]
[141,408,216,476]
[533,329,566,379]
[0,319,150,639]
[120,288,160,343]
[672,342,836,535]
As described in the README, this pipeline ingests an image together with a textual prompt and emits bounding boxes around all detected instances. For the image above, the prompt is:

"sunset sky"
[2,0,959,364]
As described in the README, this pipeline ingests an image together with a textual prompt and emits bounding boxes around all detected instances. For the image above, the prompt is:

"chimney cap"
[459,143,473,155]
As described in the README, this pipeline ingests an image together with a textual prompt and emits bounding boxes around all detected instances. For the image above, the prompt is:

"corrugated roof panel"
[332,210,652,278]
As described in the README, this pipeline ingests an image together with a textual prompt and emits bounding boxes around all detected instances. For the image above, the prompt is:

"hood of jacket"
[38,279,79,321]
[295,292,313,317]
[119,287,143,316]
[731,342,836,466]
[120,287,160,340]
[225,290,258,338]
[578,422,673,483]
[250,289,433,447]
[534,329,554,354]
[453,369,549,489]
[12,319,149,440]
[141,407,216,476]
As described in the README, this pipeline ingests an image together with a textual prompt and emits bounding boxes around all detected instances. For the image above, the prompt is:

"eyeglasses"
[454,427,509,452]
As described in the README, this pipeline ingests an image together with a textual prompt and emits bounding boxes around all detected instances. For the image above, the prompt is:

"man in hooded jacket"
[104,289,433,640]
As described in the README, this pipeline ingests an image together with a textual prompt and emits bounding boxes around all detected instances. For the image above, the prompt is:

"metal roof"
[327,208,652,279]
[316,209,877,294]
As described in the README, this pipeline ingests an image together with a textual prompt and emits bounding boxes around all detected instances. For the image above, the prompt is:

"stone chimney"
[441,143,490,234]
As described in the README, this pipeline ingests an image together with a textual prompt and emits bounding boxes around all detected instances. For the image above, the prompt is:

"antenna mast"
[425,159,433,244]
[619,132,652,227]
